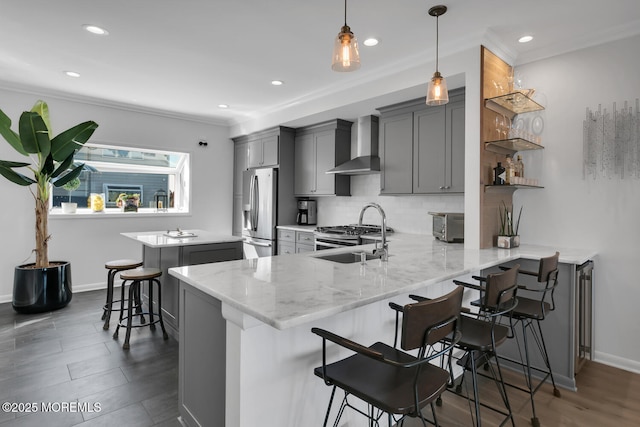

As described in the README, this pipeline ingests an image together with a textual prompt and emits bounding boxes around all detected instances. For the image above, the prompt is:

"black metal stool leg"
[113,278,128,339]
[536,319,561,398]
[521,320,539,427]
[103,269,116,328]
[102,269,115,321]
[147,278,154,328]
[123,280,137,349]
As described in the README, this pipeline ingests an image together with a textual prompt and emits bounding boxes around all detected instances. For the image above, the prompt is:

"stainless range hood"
[326,115,380,175]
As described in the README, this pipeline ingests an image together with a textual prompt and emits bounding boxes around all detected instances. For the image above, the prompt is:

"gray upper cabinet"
[379,112,413,194]
[378,89,465,195]
[248,133,279,168]
[294,119,352,196]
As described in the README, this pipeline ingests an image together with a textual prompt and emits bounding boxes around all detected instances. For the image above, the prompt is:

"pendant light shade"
[426,5,449,105]
[332,0,360,72]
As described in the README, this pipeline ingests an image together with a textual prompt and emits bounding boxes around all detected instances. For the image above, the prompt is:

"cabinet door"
[294,133,316,195]
[380,113,413,194]
[261,134,279,167]
[233,142,248,195]
[413,106,446,193]
[247,138,263,168]
[314,130,336,195]
[446,98,465,192]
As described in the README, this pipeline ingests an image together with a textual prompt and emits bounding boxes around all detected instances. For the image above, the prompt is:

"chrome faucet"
[358,202,388,261]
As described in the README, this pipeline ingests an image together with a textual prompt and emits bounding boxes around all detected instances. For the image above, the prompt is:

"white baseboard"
[594,351,640,374]
[0,281,115,305]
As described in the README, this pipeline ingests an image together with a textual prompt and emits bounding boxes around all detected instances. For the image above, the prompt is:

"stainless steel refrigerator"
[242,168,277,258]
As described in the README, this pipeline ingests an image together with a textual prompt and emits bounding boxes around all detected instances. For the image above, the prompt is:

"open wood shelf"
[484,138,544,155]
[484,184,544,193]
[485,92,544,118]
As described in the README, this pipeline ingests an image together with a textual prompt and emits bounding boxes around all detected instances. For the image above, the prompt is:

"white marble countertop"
[121,229,242,248]
[168,233,596,330]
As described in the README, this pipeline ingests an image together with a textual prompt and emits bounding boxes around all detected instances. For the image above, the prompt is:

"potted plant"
[61,176,81,213]
[116,192,140,212]
[0,100,98,313]
[497,201,522,248]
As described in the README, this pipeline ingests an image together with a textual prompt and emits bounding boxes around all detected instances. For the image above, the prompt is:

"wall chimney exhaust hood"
[326,115,380,175]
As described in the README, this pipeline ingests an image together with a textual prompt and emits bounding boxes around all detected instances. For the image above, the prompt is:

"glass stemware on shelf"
[493,114,541,144]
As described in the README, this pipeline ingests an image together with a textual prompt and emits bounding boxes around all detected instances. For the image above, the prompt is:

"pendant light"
[426,5,449,105]
[331,0,361,72]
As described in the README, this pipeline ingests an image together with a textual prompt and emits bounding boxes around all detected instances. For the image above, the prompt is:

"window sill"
[49,207,191,219]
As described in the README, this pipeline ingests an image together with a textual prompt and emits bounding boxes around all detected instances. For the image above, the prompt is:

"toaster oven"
[428,212,464,243]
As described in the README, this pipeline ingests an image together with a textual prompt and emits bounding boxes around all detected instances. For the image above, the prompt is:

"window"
[51,143,190,213]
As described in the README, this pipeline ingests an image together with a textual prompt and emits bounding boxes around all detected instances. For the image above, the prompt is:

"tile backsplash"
[314,175,464,234]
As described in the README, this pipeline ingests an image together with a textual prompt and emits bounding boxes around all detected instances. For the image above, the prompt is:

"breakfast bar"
[169,235,595,427]
[121,230,243,337]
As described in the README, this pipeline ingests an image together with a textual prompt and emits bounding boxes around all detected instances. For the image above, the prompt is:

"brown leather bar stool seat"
[102,259,144,330]
[113,267,168,350]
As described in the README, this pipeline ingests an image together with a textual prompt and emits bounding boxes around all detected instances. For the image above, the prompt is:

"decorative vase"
[497,235,520,248]
[13,261,73,313]
[61,202,77,213]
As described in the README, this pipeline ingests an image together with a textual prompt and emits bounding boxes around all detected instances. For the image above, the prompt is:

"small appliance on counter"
[428,212,464,243]
[296,199,317,225]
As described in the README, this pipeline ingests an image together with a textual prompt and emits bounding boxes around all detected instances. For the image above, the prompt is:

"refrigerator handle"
[251,175,259,231]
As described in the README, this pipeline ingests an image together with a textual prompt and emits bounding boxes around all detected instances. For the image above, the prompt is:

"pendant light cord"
[435,14,439,73]
[344,0,348,26]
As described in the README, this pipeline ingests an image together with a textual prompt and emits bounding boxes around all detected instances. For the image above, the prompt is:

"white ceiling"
[1,0,639,131]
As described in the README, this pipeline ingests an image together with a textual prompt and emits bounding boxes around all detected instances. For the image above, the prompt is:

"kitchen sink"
[314,252,379,264]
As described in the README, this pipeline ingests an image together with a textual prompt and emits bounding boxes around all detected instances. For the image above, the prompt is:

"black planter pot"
[13,261,73,314]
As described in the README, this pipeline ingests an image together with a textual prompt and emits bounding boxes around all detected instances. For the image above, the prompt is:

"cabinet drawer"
[277,241,295,255]
[296,244,315,253]
[277,229,296,242]
[296,231,315,246]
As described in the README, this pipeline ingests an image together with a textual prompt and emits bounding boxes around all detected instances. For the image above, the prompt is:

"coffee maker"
[296,200,317,225]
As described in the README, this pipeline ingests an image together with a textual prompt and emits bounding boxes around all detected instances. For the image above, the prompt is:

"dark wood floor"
[0,290,180,427]
[2,290,639,426]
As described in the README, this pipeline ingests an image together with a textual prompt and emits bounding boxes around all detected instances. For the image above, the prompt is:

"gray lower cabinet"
[141,241,243,338]
[378,89,465,194]
[277,229,314,254]
[179,284,226,427]
[294,119,352,196]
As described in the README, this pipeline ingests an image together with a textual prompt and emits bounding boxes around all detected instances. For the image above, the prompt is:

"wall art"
[583,99,639,179]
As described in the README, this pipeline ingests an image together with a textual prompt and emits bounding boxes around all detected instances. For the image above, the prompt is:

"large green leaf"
[50,121,98,162]
[18,111,51,158]
[53,163,85,187]
[0,161,35,186]
[0,108,28,156]
[30,100,52,139]
[51,153,74,179]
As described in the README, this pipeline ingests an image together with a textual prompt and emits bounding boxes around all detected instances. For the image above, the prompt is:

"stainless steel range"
[314,224,393,250]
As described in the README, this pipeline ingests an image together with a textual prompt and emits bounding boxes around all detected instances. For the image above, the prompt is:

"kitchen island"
[168,235,595,427]
[121,230,243,337]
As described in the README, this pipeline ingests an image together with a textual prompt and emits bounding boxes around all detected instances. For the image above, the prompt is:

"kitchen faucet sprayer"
[358,203,388,261]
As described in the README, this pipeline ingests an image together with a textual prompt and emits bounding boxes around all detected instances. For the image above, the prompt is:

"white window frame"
[50,142,191,217]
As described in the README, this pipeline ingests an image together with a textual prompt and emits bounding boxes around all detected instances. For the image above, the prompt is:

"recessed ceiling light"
[218,104,229,109]
[518,35,533,43]
[363,38,378,47]
[83,24,109,35]
[271,80,284,86]
[64,71,81,78]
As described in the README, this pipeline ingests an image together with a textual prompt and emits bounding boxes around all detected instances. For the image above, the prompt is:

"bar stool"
[113,268,168,350]
[498,252,561,427]
[102,259,144,330]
